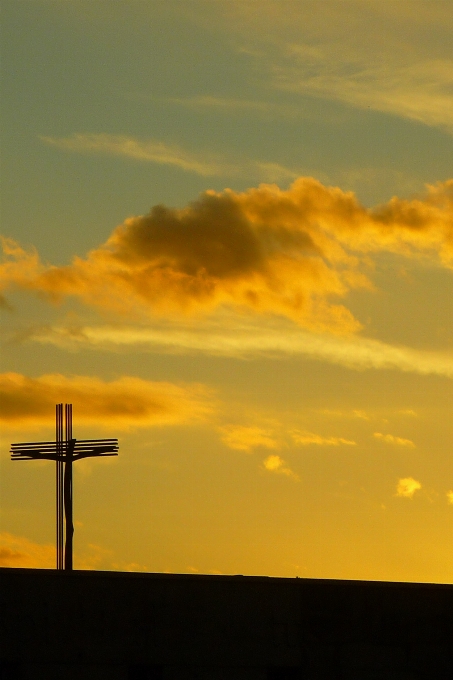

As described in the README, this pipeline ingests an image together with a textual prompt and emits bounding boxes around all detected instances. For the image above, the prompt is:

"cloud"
[74,543,114,570]
[447,491,453,505]
[276,51,453,135]
[40,133,300,182]
[11,308,453,380]
[263,454,299,480]
[0,372,214,430]
[0,532,55,568]
[219,424,280,451]
[40,134,235,177]
[3,178,453,335]
[210,0,453,134]
[292,430,356,446]
[316,409,369,420]
[159,94,296,117]
[352,410,370,420]
[396,477,422,498]
[0,533,112,570]
[374,432,415,448]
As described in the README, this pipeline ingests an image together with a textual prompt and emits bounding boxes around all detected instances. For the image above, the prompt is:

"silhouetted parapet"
[1,568,452,679]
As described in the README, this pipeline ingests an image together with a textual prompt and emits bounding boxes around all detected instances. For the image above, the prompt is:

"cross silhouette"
[10,404,118,570]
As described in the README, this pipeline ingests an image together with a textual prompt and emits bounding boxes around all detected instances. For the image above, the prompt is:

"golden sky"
[1,0,453,583]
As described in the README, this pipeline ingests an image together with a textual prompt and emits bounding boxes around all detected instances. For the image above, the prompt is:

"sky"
[1,0,453,583]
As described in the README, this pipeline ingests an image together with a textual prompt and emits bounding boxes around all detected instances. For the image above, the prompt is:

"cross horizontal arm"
[10,438,119,461]
[11,439,60,447]
[11,438,118,448]
[73,441,118,450]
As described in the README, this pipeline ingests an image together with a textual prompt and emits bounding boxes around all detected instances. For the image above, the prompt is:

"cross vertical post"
[64,403,74,571]
[11,404,118,571]
[56,404,64,569]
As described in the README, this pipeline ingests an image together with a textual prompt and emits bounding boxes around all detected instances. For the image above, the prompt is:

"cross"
[10,404,118,570]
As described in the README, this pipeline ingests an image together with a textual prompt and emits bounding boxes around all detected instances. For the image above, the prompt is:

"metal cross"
[10,404,118,570]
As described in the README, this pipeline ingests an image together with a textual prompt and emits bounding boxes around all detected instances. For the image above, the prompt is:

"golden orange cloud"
[0,373,215,429]
[0,532,55,568]
[1,178,453,333]
[0,532,112,570]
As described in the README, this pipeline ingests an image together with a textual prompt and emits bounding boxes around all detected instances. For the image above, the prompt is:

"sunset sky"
[1,0,453,583]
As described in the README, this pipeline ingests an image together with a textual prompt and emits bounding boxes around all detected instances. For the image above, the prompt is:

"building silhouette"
[1,567,452,679]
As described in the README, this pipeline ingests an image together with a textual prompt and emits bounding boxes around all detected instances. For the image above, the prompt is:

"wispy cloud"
[275,51,453,135]
[316,409,370,420]
[374,432,415,448]
[447,490,453,505]
[158,94,297,118]
[214,0,453,134]
[40,133,235,176]
[0,372,215,430]
[219,424,280,451]
[21,317,453,379]
[396,477,422,498]
[39,133,299,182]
[292,430,356,447]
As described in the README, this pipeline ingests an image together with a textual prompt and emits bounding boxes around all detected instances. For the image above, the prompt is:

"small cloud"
[263,454,299,480]
[398,409,417,417]
[396,477,422,498]
[292,430,356,446]
[374,432,415,447]
[352,410,370,420]
[447,490,453,505]
[264,454,284,471]
[218,424,280,452]
[186,566,199,573]
[75,543,113,571]
[120,562,150,573]
[317,409,369,420]
[316,409,344,417]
